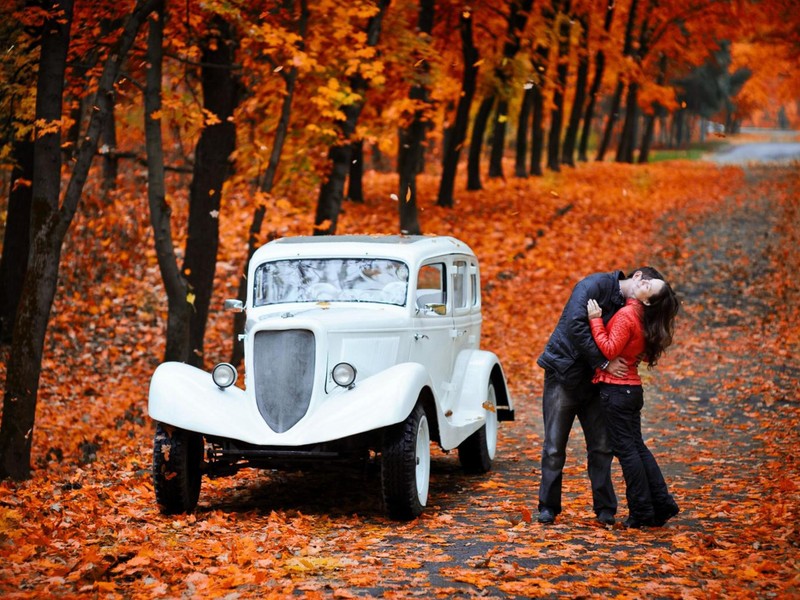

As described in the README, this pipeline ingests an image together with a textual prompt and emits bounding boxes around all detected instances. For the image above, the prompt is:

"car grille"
[253,329,315,433]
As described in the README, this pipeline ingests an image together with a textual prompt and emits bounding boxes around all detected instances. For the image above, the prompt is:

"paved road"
[710,141,800,164]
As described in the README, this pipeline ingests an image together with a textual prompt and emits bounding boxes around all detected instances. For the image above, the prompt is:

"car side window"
[453,260,468,310]
[470,261,479,307]
[416,263,447,314]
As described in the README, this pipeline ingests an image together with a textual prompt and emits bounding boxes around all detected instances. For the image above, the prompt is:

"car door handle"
[450,329,467,338]
[414,333,429,341]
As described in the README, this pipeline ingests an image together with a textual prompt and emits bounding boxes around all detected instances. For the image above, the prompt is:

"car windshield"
[254,258,410,306]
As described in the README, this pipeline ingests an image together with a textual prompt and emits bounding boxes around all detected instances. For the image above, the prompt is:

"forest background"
[0,0,798,596]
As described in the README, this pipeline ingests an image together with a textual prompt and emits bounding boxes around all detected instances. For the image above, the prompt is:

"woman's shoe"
[596,509,615,525]
[624,515,654,528]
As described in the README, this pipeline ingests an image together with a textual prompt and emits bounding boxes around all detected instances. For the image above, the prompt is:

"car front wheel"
[152,423,204,514]
[381,402,431,520]
[457,380,498,473]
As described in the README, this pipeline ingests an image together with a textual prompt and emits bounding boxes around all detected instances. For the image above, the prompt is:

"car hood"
[248,303,410,332]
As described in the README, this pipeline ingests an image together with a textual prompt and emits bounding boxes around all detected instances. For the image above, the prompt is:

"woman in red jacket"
[587,266,680,528]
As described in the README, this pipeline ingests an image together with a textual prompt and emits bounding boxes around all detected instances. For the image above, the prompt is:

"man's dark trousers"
[538,371,617,516]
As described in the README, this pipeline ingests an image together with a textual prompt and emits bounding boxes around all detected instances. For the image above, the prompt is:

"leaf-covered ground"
[1,160,798,598]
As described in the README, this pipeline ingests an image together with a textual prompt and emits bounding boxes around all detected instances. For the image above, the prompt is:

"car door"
[448,257,481,406]
[412,260,456,402]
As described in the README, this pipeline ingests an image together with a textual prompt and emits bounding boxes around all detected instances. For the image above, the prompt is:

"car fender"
[437,349,513,450]
[148,361,434,446]
[148,362,255,436]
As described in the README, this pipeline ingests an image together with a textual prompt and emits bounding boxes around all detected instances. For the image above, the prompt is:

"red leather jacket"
[590,298,645,385]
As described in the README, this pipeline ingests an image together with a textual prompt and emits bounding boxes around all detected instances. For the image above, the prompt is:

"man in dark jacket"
[536,270,629,525]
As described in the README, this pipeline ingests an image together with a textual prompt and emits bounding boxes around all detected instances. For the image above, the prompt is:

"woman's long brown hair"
[635,266,681,367]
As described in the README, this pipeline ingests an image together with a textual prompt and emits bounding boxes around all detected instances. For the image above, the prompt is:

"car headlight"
[212,363,238,389]
[331,362,357,388]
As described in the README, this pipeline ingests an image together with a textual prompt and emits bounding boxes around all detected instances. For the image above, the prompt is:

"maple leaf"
[519,506,532,523]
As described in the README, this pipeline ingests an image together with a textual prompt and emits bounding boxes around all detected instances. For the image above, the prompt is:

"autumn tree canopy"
[0,0,799,477]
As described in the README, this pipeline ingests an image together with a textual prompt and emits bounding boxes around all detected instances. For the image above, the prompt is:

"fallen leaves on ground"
[0,159,798,598]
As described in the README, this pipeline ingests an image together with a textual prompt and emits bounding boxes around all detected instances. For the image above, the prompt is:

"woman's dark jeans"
[599,383,675,521]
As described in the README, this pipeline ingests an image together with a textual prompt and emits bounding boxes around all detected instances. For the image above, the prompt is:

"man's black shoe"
[653,503,680,527]
[538,508,556,524]
[596,509,615,525]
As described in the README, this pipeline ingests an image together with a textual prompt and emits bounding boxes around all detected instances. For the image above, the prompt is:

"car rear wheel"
[381,402,431,520]
[153,423,204,514]
[458,380,498,474]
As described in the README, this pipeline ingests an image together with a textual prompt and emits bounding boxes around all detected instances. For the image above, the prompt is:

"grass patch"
[648,140,730,162]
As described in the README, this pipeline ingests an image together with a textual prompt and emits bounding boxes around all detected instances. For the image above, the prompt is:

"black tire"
[152,423,204,514]
[458,380,498,474]
[381,403,431,520]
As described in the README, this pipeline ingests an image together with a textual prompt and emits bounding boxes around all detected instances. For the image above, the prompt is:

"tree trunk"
[65,56,97,159]
[487,0,535,180]
[561,12,588,166]
[616,81,639,162]
[232,0,307,366]
[1,0,158,480]
[0,140,33,344]
[100,20,121,200]
[398,124,422,234]
[488,100,508,178]
[547,1,571,172]
[529,1,555,176]
[315,142,353,235]
[578,1,614,161]
[466,95,494,191]
[673,109,685,146]
[0,18,38,346]
[617,2,651,164]
[514,86,533,177]
[530,85,546,176]
[659,114,668,146]
[347,139,364,202]
[314,0,389,235]
[666,112,678,148]
[144,0,190,363]
[639,53,668,163]
[0,0,71,480]
[596,0,637,162]
[398,0,434,235]
[437,8,478,207]
[596,79,623,161]
[183,15,238,368]
[638,107,657,164]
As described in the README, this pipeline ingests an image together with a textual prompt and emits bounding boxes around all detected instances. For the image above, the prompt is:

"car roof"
[251,235,476,265]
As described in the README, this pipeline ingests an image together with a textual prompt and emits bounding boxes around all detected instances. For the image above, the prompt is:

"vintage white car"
[149,235,514,519]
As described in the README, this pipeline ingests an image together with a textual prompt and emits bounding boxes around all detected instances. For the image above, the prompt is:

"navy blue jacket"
[537,271,625,385]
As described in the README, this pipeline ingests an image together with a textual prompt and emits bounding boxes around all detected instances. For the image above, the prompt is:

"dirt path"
[213,166,799,598]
